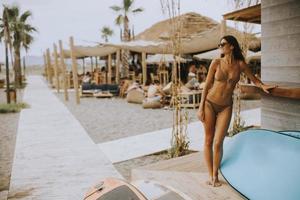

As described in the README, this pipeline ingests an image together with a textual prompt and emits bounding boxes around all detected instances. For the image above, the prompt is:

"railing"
[240,84,300,100]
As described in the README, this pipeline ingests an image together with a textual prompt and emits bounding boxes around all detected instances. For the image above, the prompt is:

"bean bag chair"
[126,89,145,104]
[142,97,162,109]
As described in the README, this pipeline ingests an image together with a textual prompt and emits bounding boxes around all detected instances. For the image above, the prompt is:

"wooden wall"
[261,0,300,130]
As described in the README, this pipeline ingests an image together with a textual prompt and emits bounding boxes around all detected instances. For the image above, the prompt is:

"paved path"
[99,109,261,163]
[8,76,122,200]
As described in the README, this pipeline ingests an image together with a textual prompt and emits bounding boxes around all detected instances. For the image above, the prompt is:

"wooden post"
[142,52,147,85]
[116,50,120,84]
[53,43,60,92]
[43,53,48,81]
[221,19,227,37]
[108,54,112,84]
[46,48,53,85]
[59,40,69,101]
[69,36,80,104]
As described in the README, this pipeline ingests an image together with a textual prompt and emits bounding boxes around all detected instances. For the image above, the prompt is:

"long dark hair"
[220,35,245,62]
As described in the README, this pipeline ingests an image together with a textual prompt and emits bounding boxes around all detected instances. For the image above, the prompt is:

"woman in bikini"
[197,35,277,187]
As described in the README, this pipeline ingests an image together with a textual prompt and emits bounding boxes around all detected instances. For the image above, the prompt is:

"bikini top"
[214,59,240,84]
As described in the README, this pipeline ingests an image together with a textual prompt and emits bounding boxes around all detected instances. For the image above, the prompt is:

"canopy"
[104,40,169,54]
[73,45,118,58]
[247,51,261,60]
[58,45,119,59]
[146,54,186,64]
[193,49,221,60]
[194,49,256,60]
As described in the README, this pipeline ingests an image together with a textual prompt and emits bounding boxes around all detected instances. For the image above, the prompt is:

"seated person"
[82,71,92,84]
[185,73,200,90]
[126,81,143,94]
[146,80,165,102]
[188,63,197,81]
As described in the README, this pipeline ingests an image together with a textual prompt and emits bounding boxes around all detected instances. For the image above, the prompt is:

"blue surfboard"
[279,130,300,139]
[221,129,300,200]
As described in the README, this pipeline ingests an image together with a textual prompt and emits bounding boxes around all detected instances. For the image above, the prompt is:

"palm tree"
[0,6,12,103]
[110,0,143,41]
[0,5,14,72]
[101,26,113,42]
[0,5,37,87]
[110,0,143,77]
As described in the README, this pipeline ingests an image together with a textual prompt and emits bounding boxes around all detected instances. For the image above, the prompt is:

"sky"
[0,0,260,62]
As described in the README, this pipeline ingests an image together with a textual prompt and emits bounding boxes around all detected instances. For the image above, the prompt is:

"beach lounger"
[81,83,119,97]
[94,91,113,98]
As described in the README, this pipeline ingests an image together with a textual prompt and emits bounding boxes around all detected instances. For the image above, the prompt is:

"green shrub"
[0,102,29,113]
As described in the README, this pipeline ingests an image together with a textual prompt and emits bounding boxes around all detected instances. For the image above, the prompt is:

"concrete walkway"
[8,76,122,200]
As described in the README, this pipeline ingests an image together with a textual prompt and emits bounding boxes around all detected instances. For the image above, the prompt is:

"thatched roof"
[133,12,260,53]
[136,12,219,41]
[60,12,260,58]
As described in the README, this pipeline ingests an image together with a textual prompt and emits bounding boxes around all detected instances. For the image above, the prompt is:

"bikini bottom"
[206,98,232,115]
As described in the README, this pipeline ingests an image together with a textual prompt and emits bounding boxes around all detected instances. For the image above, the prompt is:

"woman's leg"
[212,105,232,187]
[203,101,217,184]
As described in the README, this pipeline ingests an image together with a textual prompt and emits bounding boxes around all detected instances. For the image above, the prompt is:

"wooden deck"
[131,152,245,200]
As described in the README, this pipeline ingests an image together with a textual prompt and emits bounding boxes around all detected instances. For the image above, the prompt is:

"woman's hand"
[197,108,205,122]
[261,84,278,94]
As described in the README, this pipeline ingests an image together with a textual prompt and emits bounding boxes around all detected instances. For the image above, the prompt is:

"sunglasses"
[218,42,228,48]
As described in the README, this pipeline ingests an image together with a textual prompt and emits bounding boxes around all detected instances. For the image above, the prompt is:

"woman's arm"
[240,61,277,93]
[199,59,218,111]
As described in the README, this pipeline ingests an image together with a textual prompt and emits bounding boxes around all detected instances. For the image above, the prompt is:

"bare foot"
[212,177,222,187]
[206,180,212,185]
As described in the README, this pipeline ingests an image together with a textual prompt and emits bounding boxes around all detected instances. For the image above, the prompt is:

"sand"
[56,92,261,144]
[55,92,199,143]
